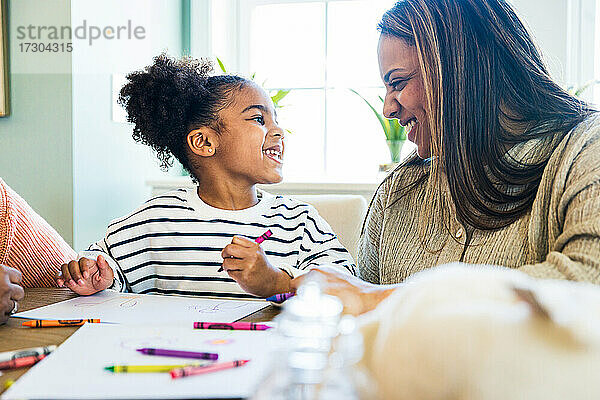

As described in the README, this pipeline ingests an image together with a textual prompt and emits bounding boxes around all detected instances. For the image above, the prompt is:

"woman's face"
[216,83,285,185]
[378,34,431,159]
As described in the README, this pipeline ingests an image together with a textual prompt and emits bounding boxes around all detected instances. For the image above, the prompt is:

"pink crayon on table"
[193,322,271,331]
[170,360,250,379]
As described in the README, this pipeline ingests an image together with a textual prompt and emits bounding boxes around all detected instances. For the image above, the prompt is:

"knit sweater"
[0,179,77,287]
[359,113,600,284]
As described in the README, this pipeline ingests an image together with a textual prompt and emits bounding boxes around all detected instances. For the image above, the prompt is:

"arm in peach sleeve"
[0,179,77,287]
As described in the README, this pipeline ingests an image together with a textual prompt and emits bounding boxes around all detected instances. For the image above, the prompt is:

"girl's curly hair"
[118,53,248,181]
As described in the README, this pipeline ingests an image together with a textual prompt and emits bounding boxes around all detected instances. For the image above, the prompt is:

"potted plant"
[350,89,407,170]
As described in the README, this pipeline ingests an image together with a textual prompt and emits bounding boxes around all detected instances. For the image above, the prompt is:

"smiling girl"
[56,54,355,299]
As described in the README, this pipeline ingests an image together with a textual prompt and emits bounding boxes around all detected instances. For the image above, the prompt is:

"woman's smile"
[262,144,283,164]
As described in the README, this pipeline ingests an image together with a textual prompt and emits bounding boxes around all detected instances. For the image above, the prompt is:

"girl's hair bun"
[118,53,214,170]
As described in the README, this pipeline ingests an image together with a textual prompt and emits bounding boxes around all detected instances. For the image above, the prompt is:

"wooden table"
[0,288,280,394]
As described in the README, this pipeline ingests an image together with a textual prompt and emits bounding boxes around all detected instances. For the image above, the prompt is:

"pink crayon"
[170,360,250,379]
[193,322,271,331]
[218,229,273,272]
[255,229,272,244]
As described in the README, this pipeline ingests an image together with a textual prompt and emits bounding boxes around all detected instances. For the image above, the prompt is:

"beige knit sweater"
[358,113,600,284]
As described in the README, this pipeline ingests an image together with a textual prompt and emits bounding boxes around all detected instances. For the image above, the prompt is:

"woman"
[0,265,24,324]
[1,178,77,287]
[295,0,600,315]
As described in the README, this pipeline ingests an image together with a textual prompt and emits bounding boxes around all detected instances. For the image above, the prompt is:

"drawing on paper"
[186,302,248,314]
[74,296,139,309]
[206,339,234,346]
[120,337,179,351]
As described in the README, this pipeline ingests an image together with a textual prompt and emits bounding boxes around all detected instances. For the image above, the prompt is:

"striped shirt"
[82,188,356,299]
[0,178,77,287]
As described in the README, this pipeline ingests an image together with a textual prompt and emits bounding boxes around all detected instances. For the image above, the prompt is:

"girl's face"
[216,83,285,185]
[378,34,431,159]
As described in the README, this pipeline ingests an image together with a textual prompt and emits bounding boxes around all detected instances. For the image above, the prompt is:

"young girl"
[56,54,355,299]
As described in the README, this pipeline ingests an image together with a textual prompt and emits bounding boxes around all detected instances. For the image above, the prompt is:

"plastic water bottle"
[252,279,372,400]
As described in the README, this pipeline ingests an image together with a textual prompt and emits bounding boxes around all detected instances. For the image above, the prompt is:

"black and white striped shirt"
[81,188,356,299]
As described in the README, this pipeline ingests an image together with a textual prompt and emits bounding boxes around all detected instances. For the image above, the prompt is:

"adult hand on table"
[56,255,114,296]
[290,266,399,316]
[0,265,25,324]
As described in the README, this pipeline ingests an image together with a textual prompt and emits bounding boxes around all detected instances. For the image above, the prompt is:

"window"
[210,0,413,183]
[201,0,595,183]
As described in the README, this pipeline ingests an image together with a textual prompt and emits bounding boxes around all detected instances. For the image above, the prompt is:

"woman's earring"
[208,149,213,153]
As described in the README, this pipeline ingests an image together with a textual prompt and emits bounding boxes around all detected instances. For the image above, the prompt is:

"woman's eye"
[391,79,408,91]
[251,116,265,125]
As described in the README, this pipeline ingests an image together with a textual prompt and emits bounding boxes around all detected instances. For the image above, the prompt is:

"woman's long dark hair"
[379,0,595,233]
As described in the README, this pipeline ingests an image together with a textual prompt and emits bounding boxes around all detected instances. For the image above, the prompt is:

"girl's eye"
[250,115,265,125]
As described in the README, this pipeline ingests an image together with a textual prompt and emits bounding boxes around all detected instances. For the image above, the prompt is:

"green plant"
[216,57,290,108]
[566,79,600,97]
[350,89,407,141]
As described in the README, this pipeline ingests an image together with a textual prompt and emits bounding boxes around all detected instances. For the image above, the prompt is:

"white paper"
[2,324,276,399]
[13,290,268,324]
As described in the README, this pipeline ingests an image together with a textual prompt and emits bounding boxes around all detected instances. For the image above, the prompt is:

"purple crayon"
[265,292,295,303]
[136,348,218,361]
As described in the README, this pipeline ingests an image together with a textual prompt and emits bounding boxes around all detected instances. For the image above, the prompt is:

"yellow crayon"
[104,362,210,373]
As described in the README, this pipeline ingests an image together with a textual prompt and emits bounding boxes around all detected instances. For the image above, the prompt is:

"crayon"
[0,345,56,363]
[255,229,272,244]
[104,362,211,373]
[0,354,46,370]
[265,292,295,303]
[170,359,250,379]
[3,380,15,390]
[193,322,271,331]
[136,348,218,361]
[22,319,100,328]
[218,229,273,272]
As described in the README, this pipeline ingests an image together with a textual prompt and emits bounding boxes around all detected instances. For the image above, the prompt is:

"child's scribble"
[186,302,248,314]
[74,296,139,309]
[205,339,234,346]
[120,337,179,351]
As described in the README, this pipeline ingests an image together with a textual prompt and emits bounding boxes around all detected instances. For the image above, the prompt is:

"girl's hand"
[290,266,398,315]
[56,255,114,296]
[221,236,291,297]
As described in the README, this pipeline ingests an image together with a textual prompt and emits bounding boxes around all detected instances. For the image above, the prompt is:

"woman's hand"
[0,265,25,324]
[221,236,291,297]
[56,255,114,296]
[291,266,398,315]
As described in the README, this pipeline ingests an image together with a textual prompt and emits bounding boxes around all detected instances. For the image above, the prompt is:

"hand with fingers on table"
[0,265,25,324]
[56,255,115,296]
[290,265,401,316]
[220,236,292,298]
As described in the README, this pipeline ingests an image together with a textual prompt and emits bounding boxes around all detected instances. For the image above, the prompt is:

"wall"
[71,0,183,251]
[511,0,596,91]
[0,0,73,244]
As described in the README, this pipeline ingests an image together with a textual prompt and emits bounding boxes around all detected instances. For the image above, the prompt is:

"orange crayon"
[0,354,46,370]
[22,319,101,328]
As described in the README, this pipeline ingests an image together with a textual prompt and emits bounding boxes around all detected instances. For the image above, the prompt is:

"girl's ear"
[187,129,218,157]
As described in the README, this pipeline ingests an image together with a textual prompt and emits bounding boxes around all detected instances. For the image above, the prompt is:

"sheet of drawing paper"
[3,324,276,399]
[13,290,268,324]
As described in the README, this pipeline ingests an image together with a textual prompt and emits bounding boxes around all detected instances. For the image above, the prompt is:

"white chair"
[290,194,368,262]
